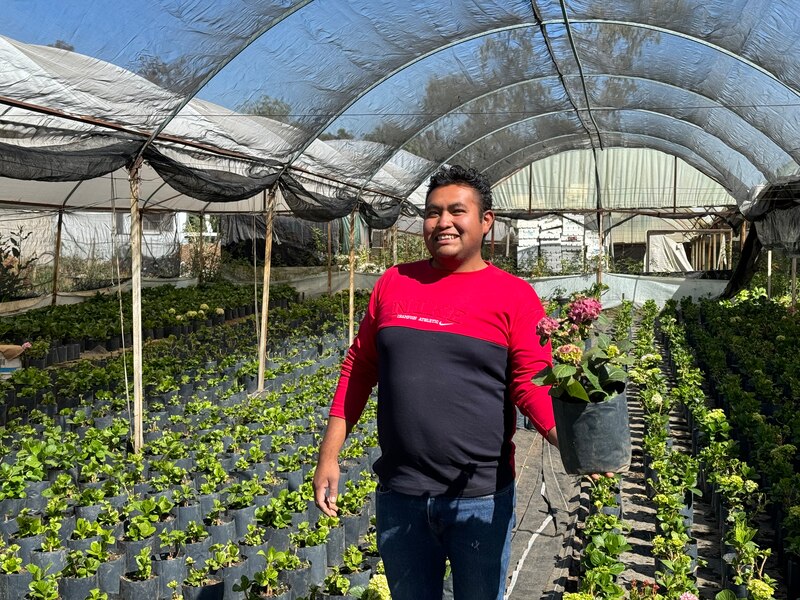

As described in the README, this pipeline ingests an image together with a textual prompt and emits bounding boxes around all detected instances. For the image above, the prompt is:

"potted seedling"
[119,546,158,599]
[182,559,224,600]
[24,564,59,600]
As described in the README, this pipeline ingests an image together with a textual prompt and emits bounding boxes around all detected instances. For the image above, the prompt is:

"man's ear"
[481,209,495,234]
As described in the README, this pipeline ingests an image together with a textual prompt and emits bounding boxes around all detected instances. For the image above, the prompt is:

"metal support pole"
[51,209,64,306]
[792,257,797,309]
[128,163,144,453]
[256,187,277,393]
[505,226,511,257]
[348,211,356,345]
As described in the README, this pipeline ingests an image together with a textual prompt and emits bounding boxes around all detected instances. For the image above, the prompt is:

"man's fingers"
[313,477,340,517]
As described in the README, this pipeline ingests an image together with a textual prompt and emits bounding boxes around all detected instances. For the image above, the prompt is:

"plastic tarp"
[2,1,800,243]
[645,235,693,273]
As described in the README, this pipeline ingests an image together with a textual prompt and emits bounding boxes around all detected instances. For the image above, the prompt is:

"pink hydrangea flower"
[21,341,32,350]
[536,316,561,338]
[679,593,698,600]
[567,297,602,324]
[555,343,583,366]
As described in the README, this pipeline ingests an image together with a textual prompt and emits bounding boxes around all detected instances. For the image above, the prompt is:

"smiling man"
[313,165,556,600]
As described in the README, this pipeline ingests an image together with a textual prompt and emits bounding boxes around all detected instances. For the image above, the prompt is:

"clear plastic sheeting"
[2,1,800,235]
[530,273,727,309]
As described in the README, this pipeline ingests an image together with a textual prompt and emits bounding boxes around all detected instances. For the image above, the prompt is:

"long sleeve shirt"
[330,260,554,497]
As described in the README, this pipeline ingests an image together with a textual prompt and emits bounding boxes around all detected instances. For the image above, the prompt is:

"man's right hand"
[313,458,341,517]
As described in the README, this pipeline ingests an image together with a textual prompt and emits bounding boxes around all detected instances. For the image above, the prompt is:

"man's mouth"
[436,233,459,241]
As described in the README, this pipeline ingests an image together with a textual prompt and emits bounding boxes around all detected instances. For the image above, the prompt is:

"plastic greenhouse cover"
[2,0,800,243]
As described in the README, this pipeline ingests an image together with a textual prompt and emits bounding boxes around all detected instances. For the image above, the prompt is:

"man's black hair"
[426,165,493,213]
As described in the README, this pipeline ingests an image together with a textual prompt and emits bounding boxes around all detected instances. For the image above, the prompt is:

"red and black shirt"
[330,260,554,497]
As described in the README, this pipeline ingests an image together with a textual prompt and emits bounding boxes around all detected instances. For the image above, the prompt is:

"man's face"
[423,183,494,272]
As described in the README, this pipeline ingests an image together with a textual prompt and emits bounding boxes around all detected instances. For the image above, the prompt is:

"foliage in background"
[0,226,38,302]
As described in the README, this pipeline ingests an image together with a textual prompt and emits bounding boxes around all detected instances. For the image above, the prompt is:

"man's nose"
[438,211,453,227]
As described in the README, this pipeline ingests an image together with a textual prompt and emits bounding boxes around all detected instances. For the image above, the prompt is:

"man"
[313,165,557,600]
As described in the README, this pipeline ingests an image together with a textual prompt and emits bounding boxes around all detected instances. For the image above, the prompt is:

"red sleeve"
[508,286,555,437]
[329,275,382,424]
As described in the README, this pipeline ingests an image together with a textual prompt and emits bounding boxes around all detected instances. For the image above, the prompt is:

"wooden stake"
[257,188,277,393]
[128,163,144,453]
[348,211,356,345]
[597,212,604,284]
[792,257,797,308]
[198,212,204,284]
[327,221,332,295]
[391,224,398,266]
[51,209,64,306]
[767,250,773,298]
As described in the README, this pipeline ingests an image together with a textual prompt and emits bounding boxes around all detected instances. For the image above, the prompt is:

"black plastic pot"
[176,502,203,531]
[184,536,213,569]
[182,578,224,600]
[0,570,33,600]
[343,566,371,591]
[29,547,68,575]
[297,543,327,588]
[326,525,345,568]
[278,563,311,600]
[341,511,369,549]
[228,504,257,539]
[215,556,249,600]
[98,553,125,596]
[206,518,236,546]
[551,391,632,475]
[59,573,100,600]
[119,574,159,600]
[153,553,188,599]
[118,535,156,572]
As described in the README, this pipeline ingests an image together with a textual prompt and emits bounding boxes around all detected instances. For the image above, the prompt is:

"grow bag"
[551,391,631,475]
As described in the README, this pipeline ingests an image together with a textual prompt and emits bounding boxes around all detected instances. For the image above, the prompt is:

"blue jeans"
[375,483,516,600]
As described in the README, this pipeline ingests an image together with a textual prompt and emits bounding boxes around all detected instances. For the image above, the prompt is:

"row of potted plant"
[657,302,781,600]
[672,294,800,596]
[0,287,384,598]
[0,281,300,369]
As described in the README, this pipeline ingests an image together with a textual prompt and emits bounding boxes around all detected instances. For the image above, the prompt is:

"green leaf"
[565,378,590,401]
[583,369,602,393]
[552,364,577,378]
[715,591,737,600]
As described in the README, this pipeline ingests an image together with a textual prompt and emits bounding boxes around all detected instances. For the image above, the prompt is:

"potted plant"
[182,560,224,600]
[153,529,189,600]
[0,543,32,599]
[339,545,370,590]
[24,564,59,600]
[533,295,633,474]
[233,550,293,600]
[206,541,249,600]
[60,549,101,599]
[119,546,158,599]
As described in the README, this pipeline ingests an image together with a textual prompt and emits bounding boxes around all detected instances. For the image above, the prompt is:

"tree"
[135,55,196,94]
[320,127,355,141]
[238,95,295,124]
[48,40,74,52]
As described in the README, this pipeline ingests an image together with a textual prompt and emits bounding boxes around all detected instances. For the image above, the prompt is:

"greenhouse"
[0,1,799,599]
